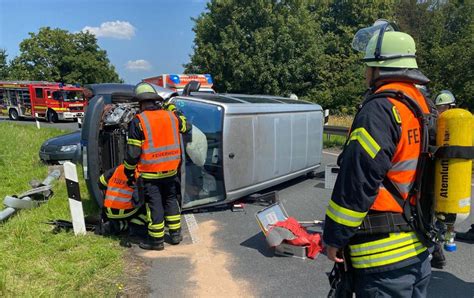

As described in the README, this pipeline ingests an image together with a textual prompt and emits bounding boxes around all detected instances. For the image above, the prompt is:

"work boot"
[456,225,474,242]
[431,243,446,269]
[169,229,183,245]
[139,237,164,251]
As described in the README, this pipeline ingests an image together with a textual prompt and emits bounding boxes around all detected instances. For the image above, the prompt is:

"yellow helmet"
[134,82,178,102]
[352,19,418,68]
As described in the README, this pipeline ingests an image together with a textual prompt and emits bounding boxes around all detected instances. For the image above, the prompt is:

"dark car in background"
[39,83,135,164]
[39,130,81,164]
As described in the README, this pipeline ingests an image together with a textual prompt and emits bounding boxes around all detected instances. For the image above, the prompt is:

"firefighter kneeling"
[96,165,148,237]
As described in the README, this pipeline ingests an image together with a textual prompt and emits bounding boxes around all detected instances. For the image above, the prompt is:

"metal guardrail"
[323,125,349,136]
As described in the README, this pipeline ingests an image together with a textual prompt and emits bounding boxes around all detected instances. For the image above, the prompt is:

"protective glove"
[164,103,177,112]
[124,167,136,188]
[127,176,136,188]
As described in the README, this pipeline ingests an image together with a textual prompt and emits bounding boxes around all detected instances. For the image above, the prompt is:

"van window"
[174,99,225,208]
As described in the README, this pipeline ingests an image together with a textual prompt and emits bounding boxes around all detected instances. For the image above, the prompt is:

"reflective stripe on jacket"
[136,110,182,174]
[348,231,427,269]
[104,165,134,210]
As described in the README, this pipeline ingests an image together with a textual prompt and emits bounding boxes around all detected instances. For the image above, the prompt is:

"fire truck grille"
[68,106,83,111]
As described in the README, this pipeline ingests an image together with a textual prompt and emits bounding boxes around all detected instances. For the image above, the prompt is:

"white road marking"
[184,213,200,244]
[322,150,340,157]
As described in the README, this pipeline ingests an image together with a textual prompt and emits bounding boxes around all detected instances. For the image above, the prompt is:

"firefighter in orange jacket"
[124,82,190,251]
[97,165,148,235]
[323,20,432,296]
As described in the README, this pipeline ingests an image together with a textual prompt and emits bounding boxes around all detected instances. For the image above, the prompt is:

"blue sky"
[0,0,209,84]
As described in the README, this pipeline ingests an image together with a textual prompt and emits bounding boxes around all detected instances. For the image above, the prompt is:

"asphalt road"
[0,115,79,131]
[132,152,474,297]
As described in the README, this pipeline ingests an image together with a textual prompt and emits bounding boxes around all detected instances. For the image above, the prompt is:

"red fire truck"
[0,81,86,122]
[142,74,215,94]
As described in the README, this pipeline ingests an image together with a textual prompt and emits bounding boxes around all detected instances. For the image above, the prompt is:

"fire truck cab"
[142,74,215,94]
[0,81,86,122]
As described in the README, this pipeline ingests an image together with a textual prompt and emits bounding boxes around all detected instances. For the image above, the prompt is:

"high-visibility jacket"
[323,81,431,273]
[136,110,182,174]
[371,82,430,212]
[104,165,135,210]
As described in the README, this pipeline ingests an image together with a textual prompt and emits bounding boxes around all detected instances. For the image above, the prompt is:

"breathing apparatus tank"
[434,108,473,251]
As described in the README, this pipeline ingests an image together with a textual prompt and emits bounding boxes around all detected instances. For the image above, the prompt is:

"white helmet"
[435,90,456,106]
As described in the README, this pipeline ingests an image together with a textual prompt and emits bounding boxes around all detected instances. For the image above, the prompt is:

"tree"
[0,49,9,79]
[186,0,397,112]
[187,0,473,112]
[9,27,122,84]
[314,0,397,113]
[185,0,328,97]
[395,0,474,110]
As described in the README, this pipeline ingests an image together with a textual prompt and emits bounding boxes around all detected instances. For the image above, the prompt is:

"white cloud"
[125,59,152,71]
[82,21,135,39]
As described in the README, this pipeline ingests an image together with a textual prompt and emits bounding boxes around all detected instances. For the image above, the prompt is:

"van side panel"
[223,115,255,191]
[275,115,292,177]
[291,113,308,171]
[307,112,323,167]
[257,115,279,182]
[224,110,322,193]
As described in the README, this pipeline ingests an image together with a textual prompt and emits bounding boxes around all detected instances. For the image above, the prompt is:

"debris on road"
[0,169,61,222]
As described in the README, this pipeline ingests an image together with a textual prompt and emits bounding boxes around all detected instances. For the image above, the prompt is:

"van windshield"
[174,99,225,208]
[52,90,84,102]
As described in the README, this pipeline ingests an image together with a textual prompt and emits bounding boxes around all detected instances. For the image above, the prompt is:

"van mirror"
[182,81,201,96]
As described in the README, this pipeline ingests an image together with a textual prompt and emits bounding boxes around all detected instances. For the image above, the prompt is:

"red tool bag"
[269,217,324,259]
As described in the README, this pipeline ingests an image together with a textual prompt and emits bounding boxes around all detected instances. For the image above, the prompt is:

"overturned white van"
[81,85,323,210]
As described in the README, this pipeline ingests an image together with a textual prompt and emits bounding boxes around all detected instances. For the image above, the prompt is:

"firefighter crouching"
[124,82,191,251]
[323,20,433,296]
[96,165,148,236]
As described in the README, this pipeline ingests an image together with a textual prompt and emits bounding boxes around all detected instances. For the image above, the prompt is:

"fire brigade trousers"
[104,205,148,233]
[143,176,181,241]
[353,254,431,298]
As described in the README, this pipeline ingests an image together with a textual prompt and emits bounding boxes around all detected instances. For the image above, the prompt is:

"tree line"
[0,1,471,112]
[185,0,473,112]
[0,28,122,85]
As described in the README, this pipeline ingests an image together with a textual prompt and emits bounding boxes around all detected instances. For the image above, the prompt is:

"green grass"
[323,134,347,148]
[0,123,125,296]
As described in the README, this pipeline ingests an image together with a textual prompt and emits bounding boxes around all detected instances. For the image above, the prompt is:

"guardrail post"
[64,161,86,235]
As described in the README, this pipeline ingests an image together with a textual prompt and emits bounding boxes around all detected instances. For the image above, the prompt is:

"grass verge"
[0,123,125,296]
[323,135,347,148]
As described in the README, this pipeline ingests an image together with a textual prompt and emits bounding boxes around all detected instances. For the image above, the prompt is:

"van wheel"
[47,110,58,123]
[8,109,19,120]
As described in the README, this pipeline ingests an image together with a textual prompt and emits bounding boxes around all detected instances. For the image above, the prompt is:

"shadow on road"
[240,232,274,258]
[428,270,474,298]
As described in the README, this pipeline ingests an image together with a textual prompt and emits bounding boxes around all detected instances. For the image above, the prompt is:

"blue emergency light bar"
[169,75,181,84]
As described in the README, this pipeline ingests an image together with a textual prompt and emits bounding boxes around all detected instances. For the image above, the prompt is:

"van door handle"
[229,153,235,159]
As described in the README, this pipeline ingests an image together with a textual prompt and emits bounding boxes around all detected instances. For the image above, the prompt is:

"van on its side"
[81,85,323,210]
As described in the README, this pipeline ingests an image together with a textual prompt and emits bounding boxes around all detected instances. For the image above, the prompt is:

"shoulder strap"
[372,90,437,244]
